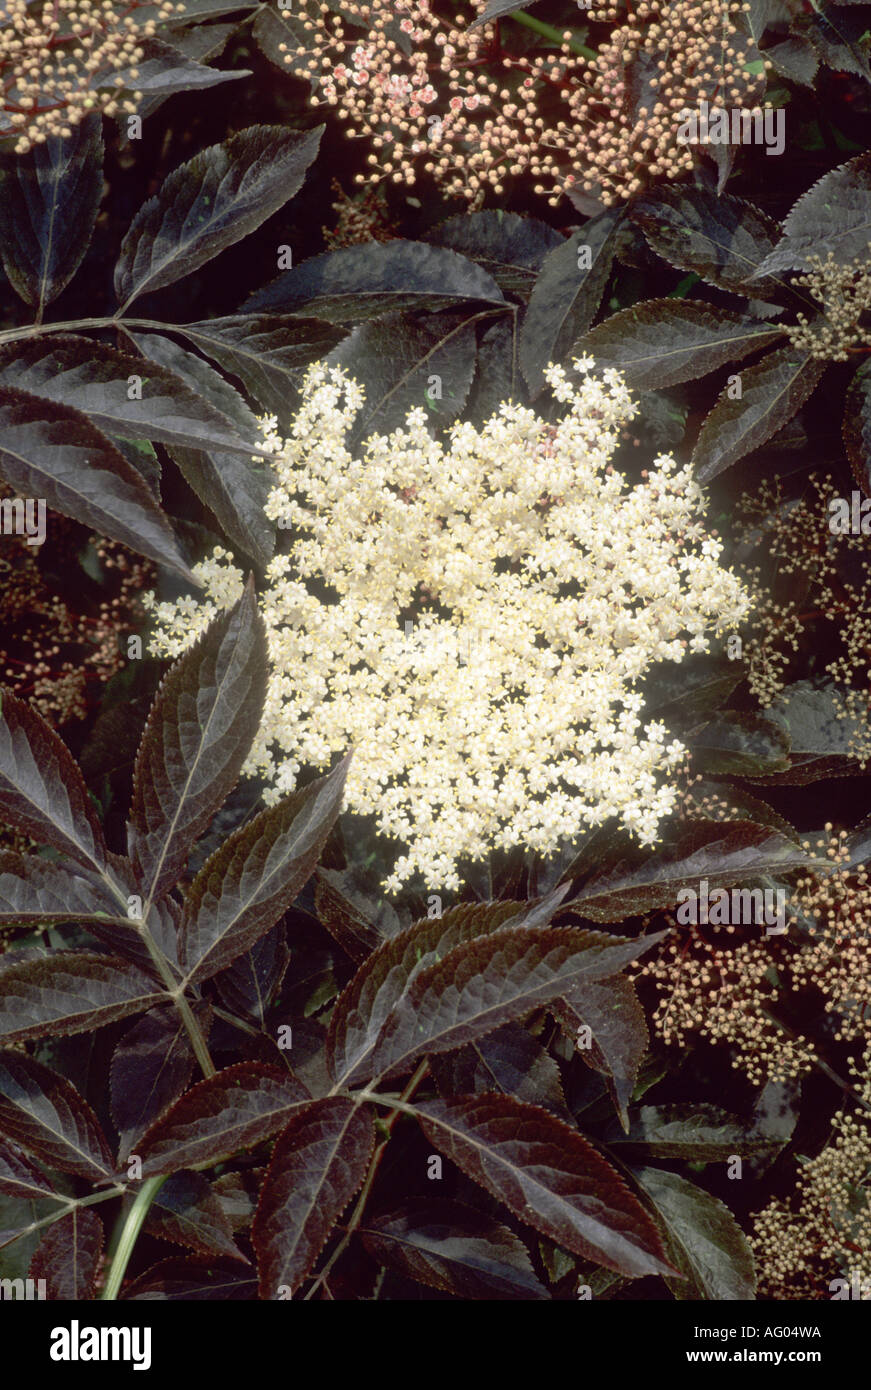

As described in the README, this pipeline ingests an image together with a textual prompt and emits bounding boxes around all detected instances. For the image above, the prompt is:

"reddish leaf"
[0,334,260,458]
[0,952,167,1043]
[115,125,324,308]
[214,926,290,1026]
[0,113,103,312]
[359,1198,548,1300]
[314,870,383,964]
[632,188,781,295]
[519,212,623,395]
[179,755,350,985]
[0,689,107,872]
[430,1022,569,1118]
[0,386,196,581]
[552,976,648,1132]
[28,1207,104,1299]
[135,1062,311,1177]
[692,346,826,483]
[572,823,814,923]
[0,1051,112,1180]
[633,1166,757,1301]
[110,1002,213,1163]
[576,299,782,390]
[212,1168,264,1233]
[0,1141,59,1201]
[252,1096,374,1298]
[327,890,569,1087]
[127,579,269,903]
[170,314,345,419]
[122,1256,257,1300]
[145,1170,248,1262]
[414,1095,676,1279]
[366,925,663,1085]
[752,151,871,277]
[0,851,118,925]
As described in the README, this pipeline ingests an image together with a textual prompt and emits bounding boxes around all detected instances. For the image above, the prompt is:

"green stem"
[0,316,118,344]
[96,870,216,1081]
[508,10,595,59]
[2,1184,127,1251]
[101,1176,168,1301]
[306,1063,430,1299]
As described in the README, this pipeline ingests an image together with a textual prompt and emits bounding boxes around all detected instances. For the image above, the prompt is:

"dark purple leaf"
[0,1051,112,1180]
[519,212,623,395]
[608,1105,782,1159]
[577,299,783,390]
[0,386,196,580]
[115,125,324,308]
[122,1256,257,1300]
[145,1169,248,1261]
[324,310,478,447]
[0,334,260,457]
[632,188,781,294]
[28,1207,104,1299]
[572,823,814,923]
[693,347,826,482]
[0,851,117,924]
[633,1166,757,1300]
[314,870,383,964]
[0,690,107,871]
[0,952,167,1043]
[129,329,274,566]
[244,240,505,321]
[423,210,564,296]
[415,1095,676,1279]
[689,711,792,776]
[552,976,648,1132]
[127,579,269,902]
[747,680,868,785]
[0,1141,59,1201]
[252,1097,374,1298]
[135,1062,311,1176]
[430,1021,568,1117]
[179,754,350,986]
[0,113,102,312]
[214,926,290,1026]
[366,926,663,1085]
[170,315,346,418]
[110,1002,213,1162]
[359,1198,549,1299]
[327,892,569,1087]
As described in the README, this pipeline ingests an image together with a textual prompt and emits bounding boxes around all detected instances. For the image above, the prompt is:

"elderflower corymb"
[145,358,751,892]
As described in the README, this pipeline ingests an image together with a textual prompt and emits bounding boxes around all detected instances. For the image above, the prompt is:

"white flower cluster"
[145,358,751,892]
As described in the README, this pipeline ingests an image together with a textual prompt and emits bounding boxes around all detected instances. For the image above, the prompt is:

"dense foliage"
[1,0,871,1303]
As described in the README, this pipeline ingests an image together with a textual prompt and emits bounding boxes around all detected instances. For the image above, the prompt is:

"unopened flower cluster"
[783,247,871,362]
[0,0,184,154]
[278,0,766,208]
[0,511,152,727]
[750,1055,871,1299]
[737,473,871,766]
[146,357,749,892]
[569,0,767,205]
[639,829,871,1084]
